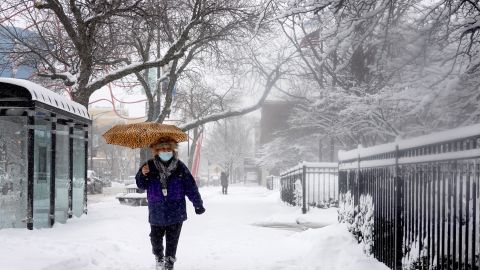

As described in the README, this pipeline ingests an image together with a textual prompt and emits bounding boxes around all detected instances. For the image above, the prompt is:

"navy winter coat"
[135,158,204,226]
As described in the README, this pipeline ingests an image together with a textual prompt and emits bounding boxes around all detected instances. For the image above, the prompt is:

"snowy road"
[0,185,388,270]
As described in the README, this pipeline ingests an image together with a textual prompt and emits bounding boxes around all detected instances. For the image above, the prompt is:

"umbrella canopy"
[102,122,188,149]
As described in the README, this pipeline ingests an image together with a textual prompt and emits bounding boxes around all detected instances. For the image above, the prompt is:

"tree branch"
[179,60,286,131]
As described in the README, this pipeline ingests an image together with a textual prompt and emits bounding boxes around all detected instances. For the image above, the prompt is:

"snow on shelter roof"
[0,78,89,119]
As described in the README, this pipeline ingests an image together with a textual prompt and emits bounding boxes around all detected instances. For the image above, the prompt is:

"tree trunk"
[330,137,335,162]
[75,89,91,108]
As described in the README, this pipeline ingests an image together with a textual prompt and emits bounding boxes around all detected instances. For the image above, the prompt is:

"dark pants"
[222,185,228,194]
[150,222,183,259]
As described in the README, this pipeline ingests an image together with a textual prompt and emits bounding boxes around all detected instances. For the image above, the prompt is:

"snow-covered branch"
[37,71,78,86]
[85,53,183,92]
[179,59,286,131]
[273,0,336,20]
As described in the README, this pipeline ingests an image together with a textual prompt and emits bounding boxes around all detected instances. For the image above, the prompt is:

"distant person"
[220,171,229,194]
[136,137,205,270]
[1,181,8,195]
[1,179,13,195]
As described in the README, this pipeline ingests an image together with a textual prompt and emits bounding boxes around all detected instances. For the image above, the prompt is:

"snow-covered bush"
[279,178,303,207]
[403,237,427,270]
[293,179,303,207]
[280,181,293,206]
[355,195,374,255]
[338,191,355,225]
[338,192,374,256]
[404,233,480,270]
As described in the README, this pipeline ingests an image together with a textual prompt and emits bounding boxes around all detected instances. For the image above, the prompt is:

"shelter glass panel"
[33,118,52,229]
[0,116,28,229]
[55,124,69,223]
[72,129,85,217]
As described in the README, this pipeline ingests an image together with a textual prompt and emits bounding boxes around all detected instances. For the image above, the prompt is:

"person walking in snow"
[220,171,229,195]
[136,137,205,270]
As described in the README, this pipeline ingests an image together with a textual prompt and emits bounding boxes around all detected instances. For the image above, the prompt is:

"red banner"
[191,132,203,180]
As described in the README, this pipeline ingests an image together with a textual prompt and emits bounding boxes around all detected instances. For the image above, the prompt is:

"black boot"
[155,256,164,270]
[164,256,176,270]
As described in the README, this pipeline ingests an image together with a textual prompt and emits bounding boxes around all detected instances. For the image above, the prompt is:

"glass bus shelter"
[0,78,91,229]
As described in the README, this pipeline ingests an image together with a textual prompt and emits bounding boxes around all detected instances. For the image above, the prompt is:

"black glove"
[195,206,205,215]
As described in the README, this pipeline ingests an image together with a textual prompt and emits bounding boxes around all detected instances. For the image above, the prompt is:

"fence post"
[302,164,307,214]
[394,144,404,270]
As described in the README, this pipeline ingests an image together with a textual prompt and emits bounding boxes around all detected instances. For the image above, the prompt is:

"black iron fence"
[338,124,480,270]
[266,175,280,190]
[280,162,338,213]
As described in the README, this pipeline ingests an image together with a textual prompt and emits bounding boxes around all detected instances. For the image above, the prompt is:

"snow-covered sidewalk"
[0,185,389,270]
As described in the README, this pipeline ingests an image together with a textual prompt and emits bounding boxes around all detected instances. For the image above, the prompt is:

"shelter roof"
[0,78,89,119]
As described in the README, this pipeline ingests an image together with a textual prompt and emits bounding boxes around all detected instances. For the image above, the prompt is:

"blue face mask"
[158,151,173,161]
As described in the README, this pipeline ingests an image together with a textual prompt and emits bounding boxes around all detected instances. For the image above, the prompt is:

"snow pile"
[0,197,152,270]
[295,207,339,228]
[295,224,389,270]
[110,181,124,188]
[254,206,338,229]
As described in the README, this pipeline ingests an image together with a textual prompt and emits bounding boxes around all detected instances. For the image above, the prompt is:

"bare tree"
[172,74,226,167]
[0,0,270,106]
[204,116,258,182]
[269,0,480,156]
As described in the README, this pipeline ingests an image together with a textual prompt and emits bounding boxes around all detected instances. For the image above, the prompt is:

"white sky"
[89,86,147,118]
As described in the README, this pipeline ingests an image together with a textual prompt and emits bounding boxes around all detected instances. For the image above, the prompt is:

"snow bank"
[253,205,338,230]
[295,224,389,270]
[110,181,124,188]
[0,197,151,270]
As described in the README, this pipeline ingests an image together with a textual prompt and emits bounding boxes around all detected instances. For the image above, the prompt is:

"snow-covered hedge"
[294,179,303,207]
[338,191,355,225]
[338,192,374,256]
